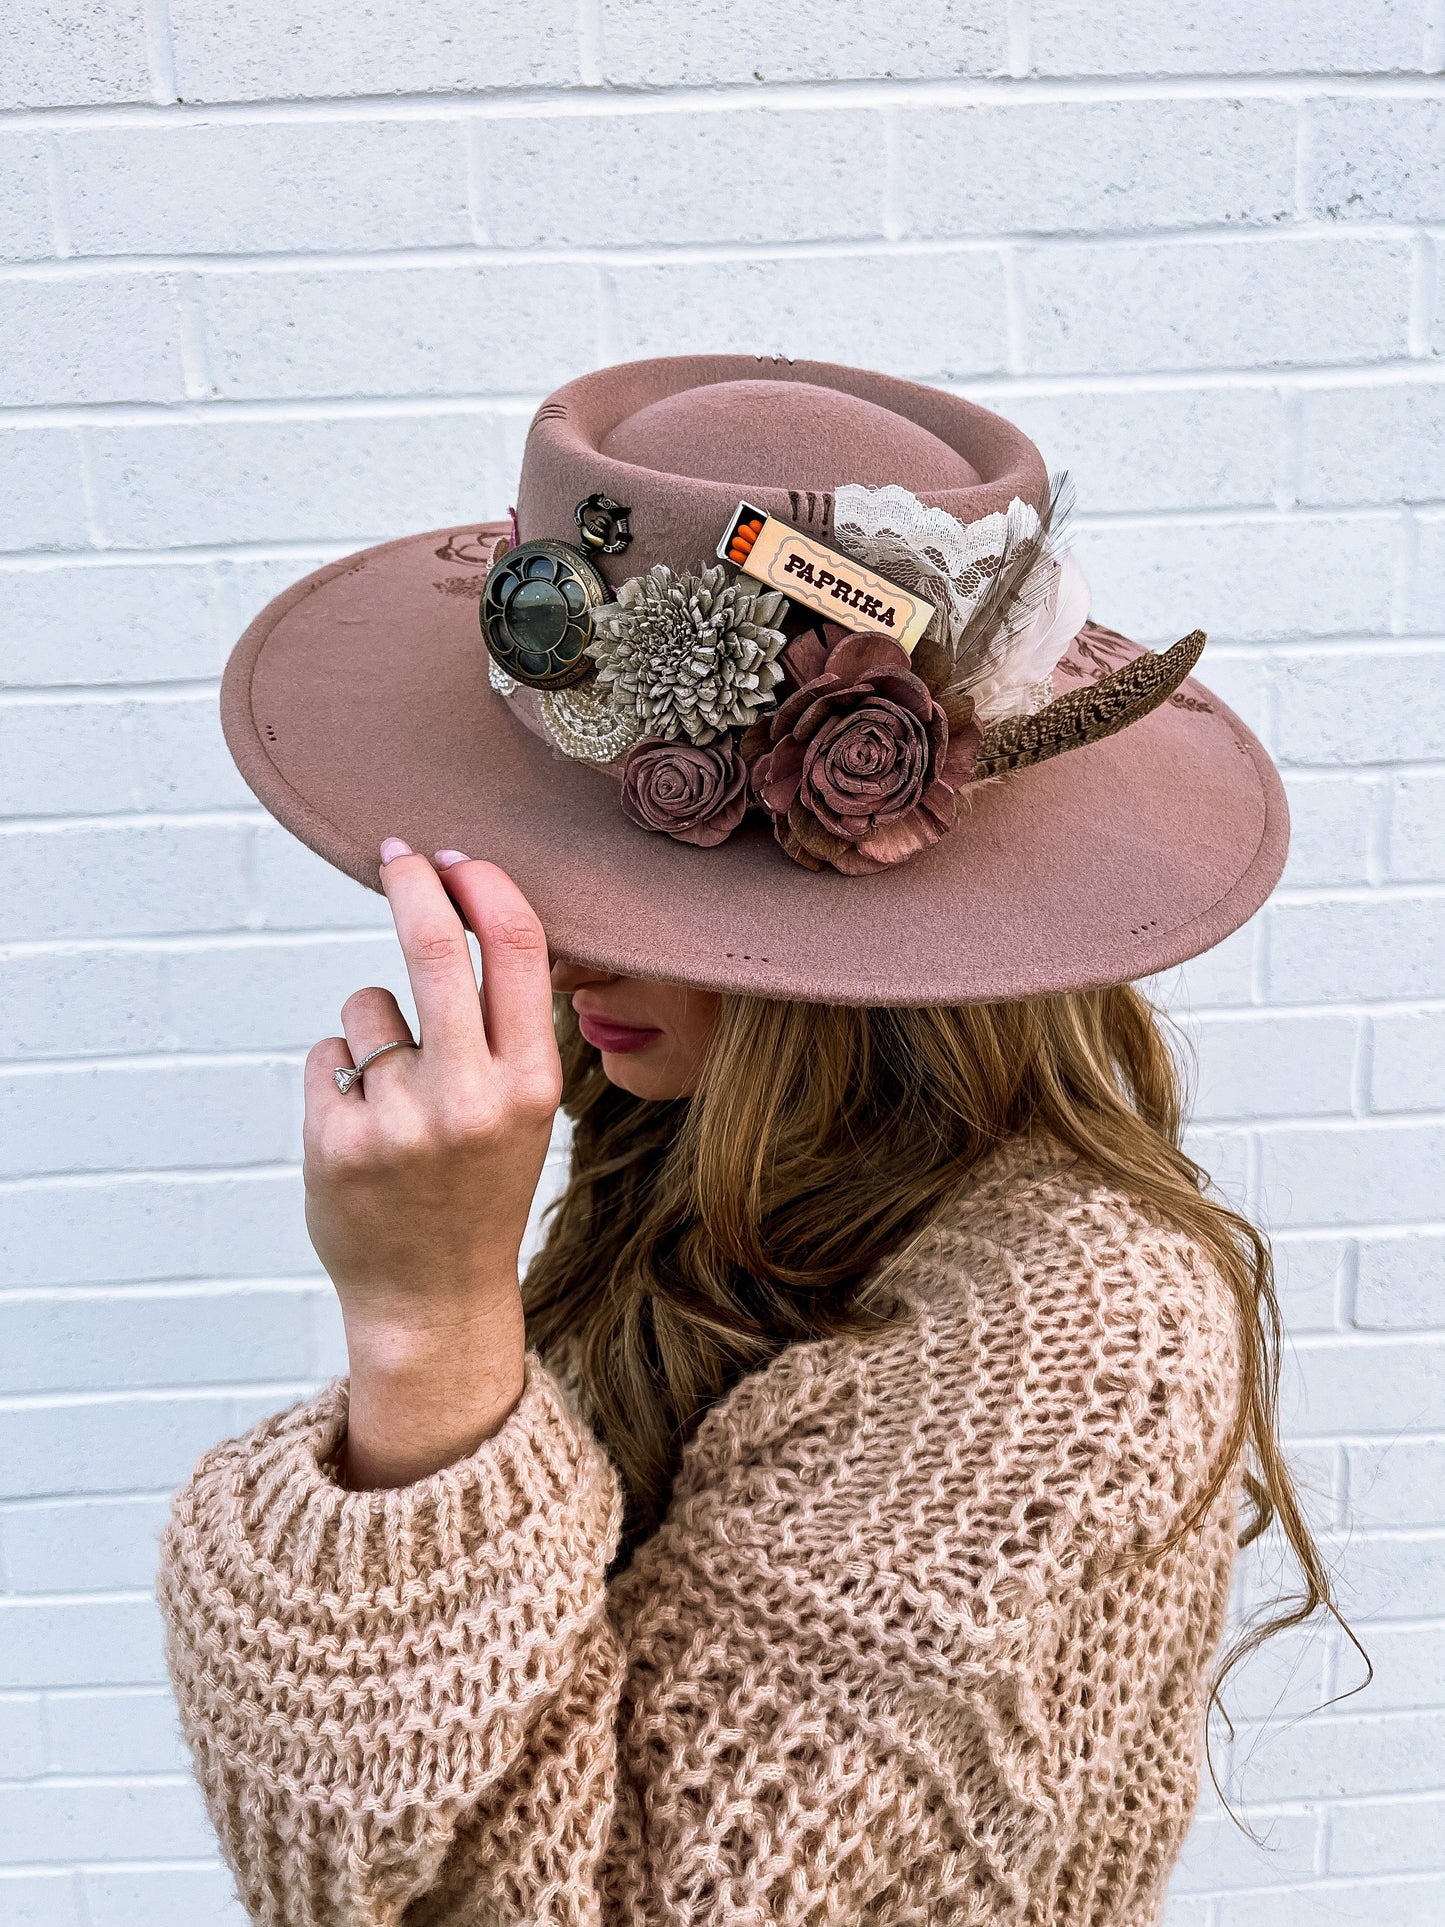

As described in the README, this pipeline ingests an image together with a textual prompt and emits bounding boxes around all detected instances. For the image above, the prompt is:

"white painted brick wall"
[1,7,1442,1923]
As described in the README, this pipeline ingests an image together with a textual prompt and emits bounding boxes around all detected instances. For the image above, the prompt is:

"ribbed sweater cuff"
[160,1358,621,1813]
[204,1357,618,1601]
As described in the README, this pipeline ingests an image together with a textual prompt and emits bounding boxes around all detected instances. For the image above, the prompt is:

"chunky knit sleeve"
[158,1359,624,1927]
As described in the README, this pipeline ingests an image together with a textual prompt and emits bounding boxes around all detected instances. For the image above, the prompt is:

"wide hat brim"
[222,520,1286,1006]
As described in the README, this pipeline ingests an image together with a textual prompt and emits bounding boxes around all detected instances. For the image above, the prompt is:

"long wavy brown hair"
[523,983,1351,1723]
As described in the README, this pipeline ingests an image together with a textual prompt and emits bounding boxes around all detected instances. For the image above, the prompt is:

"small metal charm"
[574,493,633,556]
[481,539,608,690]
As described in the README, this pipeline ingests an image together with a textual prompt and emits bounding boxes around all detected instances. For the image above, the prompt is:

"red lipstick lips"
[576,1012,663,1055]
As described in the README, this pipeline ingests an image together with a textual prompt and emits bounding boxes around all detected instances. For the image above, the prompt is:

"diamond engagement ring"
[334,1038,413,1094]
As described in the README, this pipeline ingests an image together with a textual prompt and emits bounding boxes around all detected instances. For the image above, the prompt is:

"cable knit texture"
[159,1136,1241,1926]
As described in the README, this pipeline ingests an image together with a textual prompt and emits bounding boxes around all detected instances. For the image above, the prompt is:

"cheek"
[610,992,720,1100]
[671,992,723,1065]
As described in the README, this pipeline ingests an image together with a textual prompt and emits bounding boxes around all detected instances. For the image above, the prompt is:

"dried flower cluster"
[744,631,978,874]
[588,564,787,746]
[487,489,1199,874]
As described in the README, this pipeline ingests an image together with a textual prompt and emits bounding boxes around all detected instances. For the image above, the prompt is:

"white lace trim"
[491,657,639,763]
[832,483,1088,722]
[834,484,1041,610]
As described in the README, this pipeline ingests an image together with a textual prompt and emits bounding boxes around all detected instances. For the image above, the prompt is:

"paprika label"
[717,501,933,654]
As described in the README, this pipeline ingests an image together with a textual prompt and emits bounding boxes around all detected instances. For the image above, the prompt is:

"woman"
[161,357,1330,1925]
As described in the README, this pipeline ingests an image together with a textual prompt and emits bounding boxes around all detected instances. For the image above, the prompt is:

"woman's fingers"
[339,987,415,1088]
[378,846,487,1065]
[433,855,558,1079]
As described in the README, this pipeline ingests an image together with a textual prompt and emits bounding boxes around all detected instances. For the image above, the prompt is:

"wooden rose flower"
[744,631,978,874]
[620,734,750,848]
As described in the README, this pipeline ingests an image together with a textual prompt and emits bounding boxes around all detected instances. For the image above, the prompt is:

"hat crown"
[600,378,982,493]
[516,354,1048,588]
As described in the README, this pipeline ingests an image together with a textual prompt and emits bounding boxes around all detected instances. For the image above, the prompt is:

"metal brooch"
[480,539,608,690]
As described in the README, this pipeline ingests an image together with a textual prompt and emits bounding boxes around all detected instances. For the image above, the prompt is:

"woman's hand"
[304,843,562,1489]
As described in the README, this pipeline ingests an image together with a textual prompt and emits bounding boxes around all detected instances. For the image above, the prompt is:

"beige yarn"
[159,1135,1240,1926]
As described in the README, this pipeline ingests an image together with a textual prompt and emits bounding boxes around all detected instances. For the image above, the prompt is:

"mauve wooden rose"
[621,735,749,848]
[747,633,977,875]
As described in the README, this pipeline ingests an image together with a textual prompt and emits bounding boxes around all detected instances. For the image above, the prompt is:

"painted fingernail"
[433,849,470,869]
[379,837,412,864]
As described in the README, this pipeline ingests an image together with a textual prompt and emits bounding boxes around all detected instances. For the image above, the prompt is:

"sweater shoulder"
[914,1137,1242,1517]
[659,1135,1241,1632]
[931,1130,1240,1350]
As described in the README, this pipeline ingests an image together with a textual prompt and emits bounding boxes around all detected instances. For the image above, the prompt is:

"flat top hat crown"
[516,358,1049,590]
[220,354,1288,1004]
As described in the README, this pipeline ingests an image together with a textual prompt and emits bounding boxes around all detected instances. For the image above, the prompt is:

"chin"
[599,1049,694,1101]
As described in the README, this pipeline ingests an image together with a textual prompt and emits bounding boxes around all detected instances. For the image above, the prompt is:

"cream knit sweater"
[159,1135,1240,1927]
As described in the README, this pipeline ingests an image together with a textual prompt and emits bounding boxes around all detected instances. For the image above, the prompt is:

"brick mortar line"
[1320,1524,1445,1543]
[1270,883,1445,904]
[4,71,1445,127]
[0,807,266,831]
[0,1859,228,1872]
[0,1591,158,1609]
[0,929,404,954]
[8,1688,185,1698]
[6,367,1445,416]
[7,1158,1440,1191]
[7,1007,1443,1074]
[1290,1330,1445,1351]
[0,1162,305,1194]
[41,1376,1430,1414]
[6,1274,1444,1320]
[0,682,222,699]
[0,1278,327,1300]
[0,1860,255,1877]
[0,1379,321,1412]
[4,500,1442,552]
[4,411,1445,457]
[7,784,1445,830]
[0,686,222,706]
[0,543,348,570]
[0,1051,307,1072]
[575,0,602,90]
[140,0,177,108]
[1164,1869,1445,1897]
[0,1771,193,1790]
[1,223,1440,284]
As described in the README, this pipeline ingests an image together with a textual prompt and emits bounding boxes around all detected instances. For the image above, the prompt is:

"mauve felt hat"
[220,354,1288,1006]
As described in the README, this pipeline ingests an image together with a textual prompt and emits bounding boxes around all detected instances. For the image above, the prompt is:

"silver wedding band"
[333,1038,413,1095]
